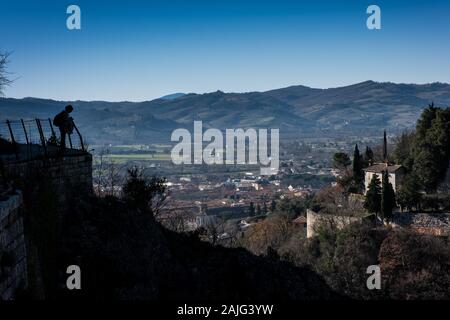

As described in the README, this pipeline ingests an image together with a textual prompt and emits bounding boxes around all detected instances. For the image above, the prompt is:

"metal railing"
[0,118,85,161]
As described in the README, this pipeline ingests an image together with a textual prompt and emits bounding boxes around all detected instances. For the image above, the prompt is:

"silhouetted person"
[53,105,74,150]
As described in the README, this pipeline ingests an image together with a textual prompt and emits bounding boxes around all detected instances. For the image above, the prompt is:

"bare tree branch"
[0,52,13,96]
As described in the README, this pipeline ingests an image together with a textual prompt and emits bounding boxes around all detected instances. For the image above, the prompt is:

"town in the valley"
[91,128,450,245]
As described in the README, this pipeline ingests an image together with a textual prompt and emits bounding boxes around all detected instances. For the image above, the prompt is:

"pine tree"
[333,152,351,169]
[393,131,415,171]
[412,105,450,193]
[396,173,422,212]
[381,171,396,220]
[413,145,439,193]
[364,174,381,215]
[365,146,374,166]
[416,103,437,140]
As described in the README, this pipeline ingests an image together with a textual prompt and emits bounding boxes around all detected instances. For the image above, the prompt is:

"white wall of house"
[364,171,399,194]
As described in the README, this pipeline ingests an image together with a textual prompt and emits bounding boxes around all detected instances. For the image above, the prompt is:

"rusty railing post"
[6,120,16,144]
[68,133,73,149]
[21,119,29,144]
[35,119,48,158]
[48,118,56,140]
[73,123,85,151]
[6,120,19,160]
[21,119,31,160]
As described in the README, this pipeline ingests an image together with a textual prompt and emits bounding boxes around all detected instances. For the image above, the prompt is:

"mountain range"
[1,80,450,145]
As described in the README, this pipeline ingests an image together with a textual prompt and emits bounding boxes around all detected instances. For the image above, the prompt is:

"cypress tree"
[381,170,396,220]
[352,144,364,191]
[364,174,381,216]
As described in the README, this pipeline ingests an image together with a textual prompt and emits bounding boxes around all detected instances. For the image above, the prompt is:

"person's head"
[65,105,74,113]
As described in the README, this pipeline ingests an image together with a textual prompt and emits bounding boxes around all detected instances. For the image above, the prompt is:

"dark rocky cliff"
[57,196,340,300]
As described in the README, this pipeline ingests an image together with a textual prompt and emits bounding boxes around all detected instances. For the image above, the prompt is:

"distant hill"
[158,93,186,100]
[1,81,450,144]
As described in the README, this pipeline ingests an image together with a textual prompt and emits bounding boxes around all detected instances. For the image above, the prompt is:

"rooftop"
[363,163,404,173]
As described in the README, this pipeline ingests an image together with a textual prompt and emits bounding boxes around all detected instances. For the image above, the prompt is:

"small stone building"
[363,130,406,194]
[363,163,406,194]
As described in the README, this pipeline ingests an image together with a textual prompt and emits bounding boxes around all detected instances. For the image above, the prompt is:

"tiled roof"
[293,216,307,224]
[363,163,404,173]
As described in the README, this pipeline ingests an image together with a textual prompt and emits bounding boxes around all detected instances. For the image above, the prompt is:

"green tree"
[412,105,450,192]
[364,174,381,215]
[426,109,450,186]
[332,152,351,170]
[396,174,422,212]
[416,103,437,140]
[381,171,396,220]
[412,145,440,193]
[393,130,415,170]
[364,146,374,166]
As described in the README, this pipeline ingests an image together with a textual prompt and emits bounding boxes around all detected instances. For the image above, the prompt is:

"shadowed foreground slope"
[55,196,339,301]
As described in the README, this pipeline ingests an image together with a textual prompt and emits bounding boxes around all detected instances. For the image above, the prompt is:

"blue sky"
[1,0,450,101]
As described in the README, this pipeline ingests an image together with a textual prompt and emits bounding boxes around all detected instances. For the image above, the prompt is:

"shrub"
[122,168,166,215]
[379,230,450,299]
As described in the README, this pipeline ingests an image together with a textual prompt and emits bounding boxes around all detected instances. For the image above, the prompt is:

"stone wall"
[390,212,450,236]
[306,209,369,238]
[3,153,93,203]
[0,191,27,300]
[0,152,93,299]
